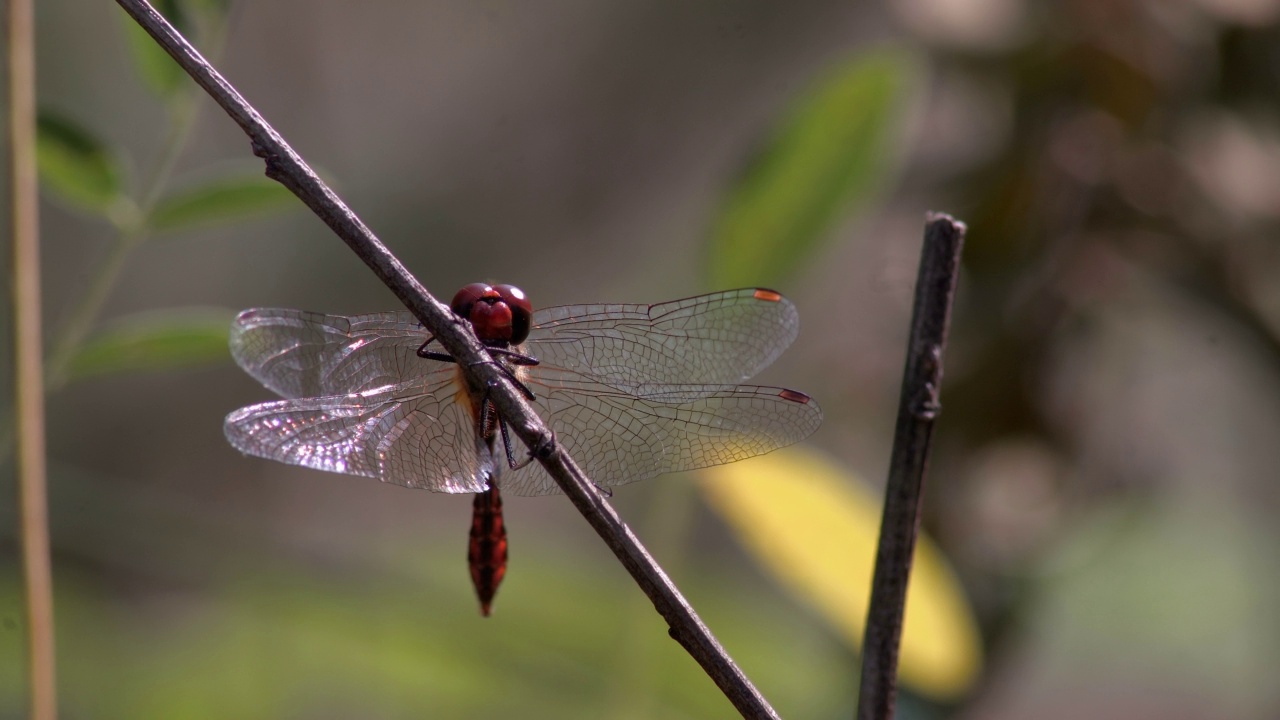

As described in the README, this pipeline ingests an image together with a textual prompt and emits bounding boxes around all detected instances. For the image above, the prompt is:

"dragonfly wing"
[499,369,823,496]
[224,377,492,494]
[230,308,438,398]
[524,288,800,394]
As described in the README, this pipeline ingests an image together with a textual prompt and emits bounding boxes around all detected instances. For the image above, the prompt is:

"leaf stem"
[140,90,199,213]
[44,238,136,390]
[45,85,203,390]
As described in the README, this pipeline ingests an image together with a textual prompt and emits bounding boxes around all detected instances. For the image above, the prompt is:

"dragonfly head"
[451,283,532,346]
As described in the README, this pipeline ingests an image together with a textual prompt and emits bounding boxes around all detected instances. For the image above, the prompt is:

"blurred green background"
[6,0,1280,718]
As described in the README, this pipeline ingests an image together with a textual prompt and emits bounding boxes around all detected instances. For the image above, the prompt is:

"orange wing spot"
[753,288,783,302]
[778,388,812,404]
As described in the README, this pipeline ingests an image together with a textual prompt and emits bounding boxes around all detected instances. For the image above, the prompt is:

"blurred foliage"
[0,463,855,719]
[0,558,847,719]
[701,447,981,700]
[120,0,192,99]
[706,49,915,288]
[1032,496,1280,718]
[18,6,910,718]
[17,1,1280,719]
[149,172,300,233]
[35,114,127,217]
[904,3,1280,718]
[696,44,982,704]
[63,307,236,382]
[31,0,288,397]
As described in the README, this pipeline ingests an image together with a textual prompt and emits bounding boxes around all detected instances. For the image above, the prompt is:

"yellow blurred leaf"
[699,445,980,699]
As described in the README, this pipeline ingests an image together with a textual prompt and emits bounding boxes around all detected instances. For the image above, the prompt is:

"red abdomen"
[468,486,508,616]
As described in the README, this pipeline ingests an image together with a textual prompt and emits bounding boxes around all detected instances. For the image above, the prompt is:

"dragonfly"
[224,283,822,615]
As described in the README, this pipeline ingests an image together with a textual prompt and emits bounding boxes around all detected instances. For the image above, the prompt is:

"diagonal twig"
[112,1,779,717]
[857,214,966,720]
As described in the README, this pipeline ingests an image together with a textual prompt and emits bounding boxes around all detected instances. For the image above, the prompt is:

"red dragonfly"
[224,284,821,615]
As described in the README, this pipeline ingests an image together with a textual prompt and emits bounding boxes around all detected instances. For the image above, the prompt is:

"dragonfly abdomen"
[468,486,508,617]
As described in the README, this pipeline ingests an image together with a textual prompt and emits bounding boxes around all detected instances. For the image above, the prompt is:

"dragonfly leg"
[488,347,540,367]
[416,336,457,363]
[496,424,608,493]
[498,417,525,471]
[478,394,498,445]
[482,385,532,471]
[468,358,536,401]
[508,428,556,471]
[420,338,537,369]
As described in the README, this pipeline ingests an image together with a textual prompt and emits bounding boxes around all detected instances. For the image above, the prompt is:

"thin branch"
[857,214,966,720]
[112,2,779,717]
[9,0,58,715]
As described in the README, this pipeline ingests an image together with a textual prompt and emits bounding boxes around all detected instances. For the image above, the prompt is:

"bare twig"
[857,214,966,720]
[9,0,57,715]
[112,1,779,716]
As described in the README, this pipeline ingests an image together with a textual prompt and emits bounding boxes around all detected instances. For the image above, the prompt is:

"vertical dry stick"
[9,0,57,717]
[857,214,965,720]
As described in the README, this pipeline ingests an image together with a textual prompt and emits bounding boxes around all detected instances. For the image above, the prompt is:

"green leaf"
[65,307,235,382]
[149,174,298,232]
[36,113,125,213]
[707,49,916,288]
[121,0,190,98]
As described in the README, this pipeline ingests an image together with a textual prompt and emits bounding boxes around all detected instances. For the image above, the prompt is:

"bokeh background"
[6,0,1280,718]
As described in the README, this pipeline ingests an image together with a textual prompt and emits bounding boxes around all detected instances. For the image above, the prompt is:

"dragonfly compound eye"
[493,285,532,344]
[451,283,497,318]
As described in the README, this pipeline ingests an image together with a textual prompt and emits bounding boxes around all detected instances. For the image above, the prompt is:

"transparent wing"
[525,287,800,395]
[224,368,821,497]
[499,368,823,496]
[225,288,818,497]
[230,288,799,399]
[223,375,493,494]
[229,308,444,398]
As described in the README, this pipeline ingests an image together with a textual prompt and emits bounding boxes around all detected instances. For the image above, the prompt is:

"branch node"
[250,138,287,182]
[914,392,941,421]
[532,430,557,460]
